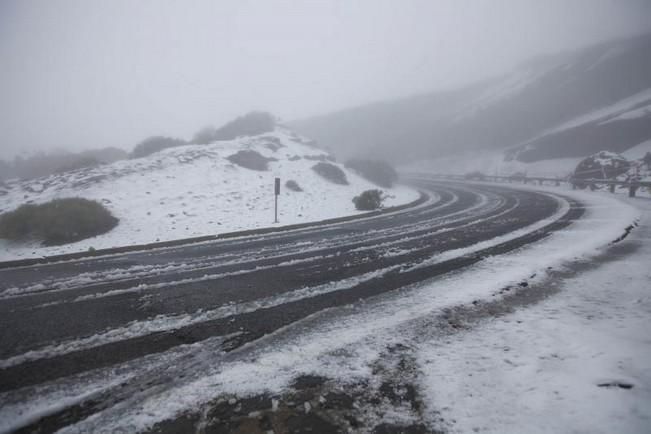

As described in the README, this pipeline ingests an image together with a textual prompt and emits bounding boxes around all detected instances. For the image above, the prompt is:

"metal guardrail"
[419,173,651,197]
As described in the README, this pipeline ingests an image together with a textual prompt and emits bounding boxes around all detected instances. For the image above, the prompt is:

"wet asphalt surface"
[0,180,584,433]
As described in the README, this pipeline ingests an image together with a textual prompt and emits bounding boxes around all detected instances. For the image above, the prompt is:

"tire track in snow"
[0,188,512,359]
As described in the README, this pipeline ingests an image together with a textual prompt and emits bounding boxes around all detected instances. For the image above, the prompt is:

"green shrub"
[344,159,398,188]
[226,150,276,171]
[312,162,348,185]
[285,180,303,192]
[0,198,118,246]
[353,189,385,211]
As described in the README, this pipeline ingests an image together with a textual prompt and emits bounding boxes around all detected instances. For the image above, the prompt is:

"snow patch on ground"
[418,194,651,433]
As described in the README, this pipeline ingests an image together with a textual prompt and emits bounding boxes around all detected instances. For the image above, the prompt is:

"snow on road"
[54,186,648,433]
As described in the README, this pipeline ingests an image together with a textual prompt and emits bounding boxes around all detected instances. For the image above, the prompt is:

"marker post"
[274,177,280,223]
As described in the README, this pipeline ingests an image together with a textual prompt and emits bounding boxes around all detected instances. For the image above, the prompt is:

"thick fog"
[1,0,650,159]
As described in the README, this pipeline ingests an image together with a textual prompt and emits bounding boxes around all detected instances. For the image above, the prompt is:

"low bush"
[226,150,276,171]
[573,151,630,181]
[130,136,186,159]
[311,162,348,185]
[285,180,303,192]
[353,189,385,211]
[0,198,119,245]
[344,159,398,188]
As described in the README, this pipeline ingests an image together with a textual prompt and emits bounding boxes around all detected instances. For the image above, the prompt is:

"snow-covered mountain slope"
[0,128,418,261]
[510,87,651,162]
[293,32,651,164]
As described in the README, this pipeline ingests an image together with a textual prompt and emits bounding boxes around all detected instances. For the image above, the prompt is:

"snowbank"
[417,193,651,433]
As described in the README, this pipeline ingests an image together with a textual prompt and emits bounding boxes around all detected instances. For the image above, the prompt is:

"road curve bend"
[0,179,584,433]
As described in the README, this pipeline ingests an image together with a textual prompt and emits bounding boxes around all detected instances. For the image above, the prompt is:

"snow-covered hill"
[293,32,651,165]
[0,127,418,261]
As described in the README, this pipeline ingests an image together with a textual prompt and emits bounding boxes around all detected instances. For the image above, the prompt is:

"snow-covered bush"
[226,150,276,171]
[0,198,118,246]
[311,162,349,185]
[573,151,630,188]
[572,151,632,189]
[353,189,385,210]
[344,159,398,188]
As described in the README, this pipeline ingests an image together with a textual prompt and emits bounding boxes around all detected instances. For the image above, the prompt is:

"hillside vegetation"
[0,198,118,246]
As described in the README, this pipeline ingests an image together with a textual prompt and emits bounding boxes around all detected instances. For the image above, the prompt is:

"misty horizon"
[2,0,651,160]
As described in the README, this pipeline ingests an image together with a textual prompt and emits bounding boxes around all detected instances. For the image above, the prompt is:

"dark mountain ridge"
[292,32,651,164]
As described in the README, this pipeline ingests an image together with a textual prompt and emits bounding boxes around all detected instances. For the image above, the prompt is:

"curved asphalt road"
[0,179,583,433]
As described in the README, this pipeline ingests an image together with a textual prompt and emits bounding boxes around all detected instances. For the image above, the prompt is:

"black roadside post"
[274,177,280,223]
[629,184,637,198]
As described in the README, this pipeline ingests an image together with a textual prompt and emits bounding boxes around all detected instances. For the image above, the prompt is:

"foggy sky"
[1,0,650,159]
